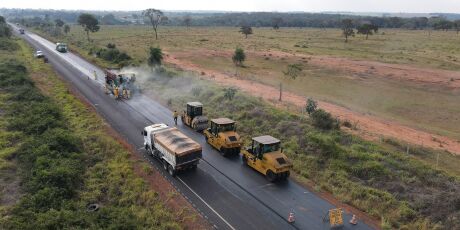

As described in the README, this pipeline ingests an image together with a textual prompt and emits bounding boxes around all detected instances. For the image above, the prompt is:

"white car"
[34,50,44,58]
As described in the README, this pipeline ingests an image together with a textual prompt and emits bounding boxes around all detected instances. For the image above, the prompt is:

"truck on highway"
[241,135,292,182]
[55,43,68,53]
[142,123,202,176]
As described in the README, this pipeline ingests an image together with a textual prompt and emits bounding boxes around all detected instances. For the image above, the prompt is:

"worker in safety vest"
[173,111,178,125]
[123,88,127,99]
[126,89,131,99]
[93,70,98,80]
[114,87,119,99]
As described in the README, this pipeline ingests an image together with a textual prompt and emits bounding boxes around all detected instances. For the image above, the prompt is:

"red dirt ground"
[164,51,460,155]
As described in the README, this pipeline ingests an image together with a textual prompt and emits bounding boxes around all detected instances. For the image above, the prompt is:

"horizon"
[1,0,460,14]
[0,8,457,17]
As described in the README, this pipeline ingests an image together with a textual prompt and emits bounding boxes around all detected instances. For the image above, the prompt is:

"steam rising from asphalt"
[120,65,201,100]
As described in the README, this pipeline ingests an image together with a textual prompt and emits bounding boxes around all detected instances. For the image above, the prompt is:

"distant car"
[34,50,44,58]
[56,43,68,53]
[19,28,25,34]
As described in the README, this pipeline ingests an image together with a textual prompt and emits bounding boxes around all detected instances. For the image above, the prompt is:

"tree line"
[3,8,460,30]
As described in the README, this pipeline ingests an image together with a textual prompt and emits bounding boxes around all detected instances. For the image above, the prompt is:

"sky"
[1,0,460,13]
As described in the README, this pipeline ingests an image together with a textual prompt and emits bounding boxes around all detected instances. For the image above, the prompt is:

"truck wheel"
[168,165,176,177]
[242,155,248,165]
[220,148,227,157]
[205,135,208,142]
[266,170,277,182]
[162,160,168,171]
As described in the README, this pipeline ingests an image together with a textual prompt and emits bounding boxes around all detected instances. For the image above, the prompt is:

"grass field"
[0,37,194,229]
[67,26,460,70]
[52,25,460,140]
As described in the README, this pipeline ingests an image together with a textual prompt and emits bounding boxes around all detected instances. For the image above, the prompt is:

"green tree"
[433,19,454,31]
[77,13,100,42]
[455,20,460,35]
[0,16,11,37]
[147,47,163,67]
[63,24,70,34]
[239,26,253,38]
[183,15,192,27]
[272,17,283,30]
[54,19,64,27]
[341,19,355,43]
[283,64,303,79]
[143,8,164,40]
[232,47,246,66]
[306,98,318,115]
[357,23,379,39]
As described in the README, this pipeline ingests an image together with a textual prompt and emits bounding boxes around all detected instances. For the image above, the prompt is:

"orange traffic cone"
[288,211,295,223]
[349,214,358,225]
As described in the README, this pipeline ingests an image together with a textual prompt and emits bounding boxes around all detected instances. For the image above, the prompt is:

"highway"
[11,24,374,230]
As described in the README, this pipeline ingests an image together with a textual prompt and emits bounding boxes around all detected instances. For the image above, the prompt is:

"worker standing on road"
[173,111,178,125]
[93,70,98,80]
[114,87,119,99]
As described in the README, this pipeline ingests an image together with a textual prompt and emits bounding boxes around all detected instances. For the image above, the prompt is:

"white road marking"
[177,177,236,230]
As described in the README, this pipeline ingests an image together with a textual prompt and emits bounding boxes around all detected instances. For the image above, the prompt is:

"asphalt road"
[11,24,374,230]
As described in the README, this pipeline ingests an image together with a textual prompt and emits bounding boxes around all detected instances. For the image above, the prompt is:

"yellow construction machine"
[203,118,242,156]
[241,135,292,182]
[181,102,209,132]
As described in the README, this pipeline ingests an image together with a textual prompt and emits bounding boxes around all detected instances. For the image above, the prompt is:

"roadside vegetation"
[138,67,460,229]
[0,37,183,228]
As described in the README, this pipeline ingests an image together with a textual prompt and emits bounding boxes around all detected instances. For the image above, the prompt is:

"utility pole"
[436,152,440,170]
[279,83,282,101]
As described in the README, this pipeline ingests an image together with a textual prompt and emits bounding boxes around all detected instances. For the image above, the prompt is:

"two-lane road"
[12,24,374,230]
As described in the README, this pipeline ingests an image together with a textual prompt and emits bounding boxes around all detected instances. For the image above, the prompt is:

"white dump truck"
[142,123,202,176]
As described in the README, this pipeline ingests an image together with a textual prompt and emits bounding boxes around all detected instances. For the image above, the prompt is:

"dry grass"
[56,26,460,140]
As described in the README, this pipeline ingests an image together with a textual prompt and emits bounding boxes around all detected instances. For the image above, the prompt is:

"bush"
[0,38,18,51]
[350,160,388,179]
[223,87,238,100]
[148,47,164,67]
[106,43,116,49]
[306,98,317,115]
[95,47,131,64]
[0,23,11,38]
[311,109,338,130]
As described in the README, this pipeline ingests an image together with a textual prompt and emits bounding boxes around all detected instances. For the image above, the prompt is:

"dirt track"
[164,52,460,155]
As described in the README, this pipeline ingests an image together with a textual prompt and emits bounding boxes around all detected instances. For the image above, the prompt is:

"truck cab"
[143,123,169,149]
[204,118,242,156]
[241,135,292,182]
